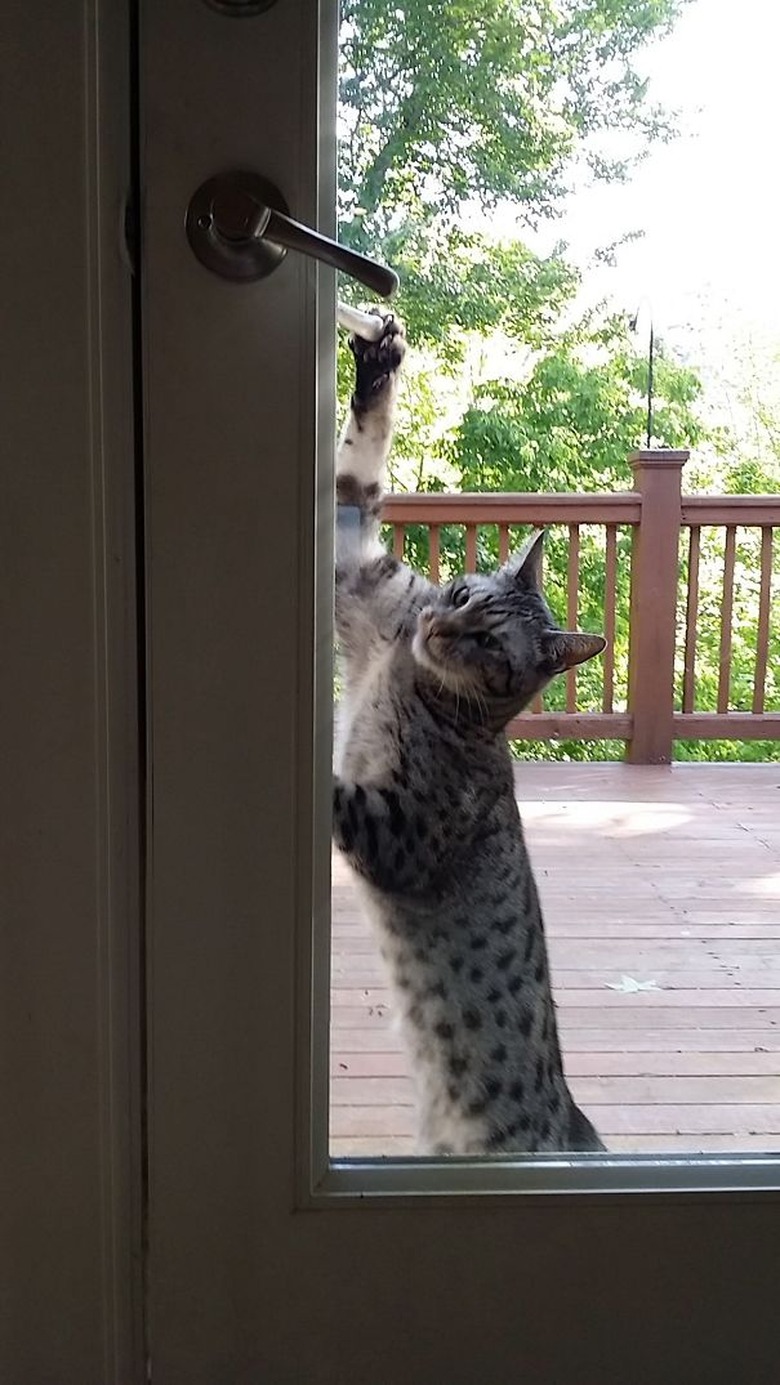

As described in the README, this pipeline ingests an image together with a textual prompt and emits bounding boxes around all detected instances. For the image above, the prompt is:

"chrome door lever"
[186,170,398,298]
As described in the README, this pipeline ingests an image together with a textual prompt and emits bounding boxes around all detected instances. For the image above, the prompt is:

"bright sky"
[529,0,780,352]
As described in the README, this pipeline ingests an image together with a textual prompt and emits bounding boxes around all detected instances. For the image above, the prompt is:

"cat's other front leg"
[336,313,406,496]
[335,313,408,617]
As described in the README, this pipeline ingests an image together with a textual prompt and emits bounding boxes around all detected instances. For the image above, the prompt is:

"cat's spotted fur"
[333,314,606,1155]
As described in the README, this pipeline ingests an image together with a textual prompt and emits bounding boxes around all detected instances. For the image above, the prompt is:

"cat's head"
[411,530,606,729]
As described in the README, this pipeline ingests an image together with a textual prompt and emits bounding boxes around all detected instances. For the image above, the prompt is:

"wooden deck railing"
[382,451,780,763]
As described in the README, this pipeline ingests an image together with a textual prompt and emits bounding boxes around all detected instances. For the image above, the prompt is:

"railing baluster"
[531,522,545,712]
[429,524,440,584]
[465,525,477,573]
[392,523,404,560]
[602,525,616,714]
[498,523,510,565]
[533,513,544,717]
[682,525,701,713]
[753,526,774,714]
[566,524,580,712]
[717,525,737,713]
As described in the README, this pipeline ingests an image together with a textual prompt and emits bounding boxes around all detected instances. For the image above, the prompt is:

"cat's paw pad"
[350,314,406,405]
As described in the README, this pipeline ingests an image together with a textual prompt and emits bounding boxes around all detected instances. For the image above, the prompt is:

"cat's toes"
[350,314,406,406]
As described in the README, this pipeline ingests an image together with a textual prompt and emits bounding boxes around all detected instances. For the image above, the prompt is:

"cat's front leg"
[333,773,423,894]
[336,313,405,498]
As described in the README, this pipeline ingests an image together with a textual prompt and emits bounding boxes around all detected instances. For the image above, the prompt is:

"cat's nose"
[419,609,446,642]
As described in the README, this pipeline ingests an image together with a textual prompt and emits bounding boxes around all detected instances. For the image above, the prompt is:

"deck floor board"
[330,763,780,1155]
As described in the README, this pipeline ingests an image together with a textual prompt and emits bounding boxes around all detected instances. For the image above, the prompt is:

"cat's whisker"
[469,684,488,727]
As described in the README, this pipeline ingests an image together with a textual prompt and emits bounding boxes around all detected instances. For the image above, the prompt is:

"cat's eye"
[474,630,501,650]
[451,584,470,608]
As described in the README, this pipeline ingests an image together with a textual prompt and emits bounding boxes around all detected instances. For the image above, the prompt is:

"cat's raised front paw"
[350,314,406,409]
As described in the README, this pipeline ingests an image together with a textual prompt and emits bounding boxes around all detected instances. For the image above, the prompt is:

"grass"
[510,738,780,764]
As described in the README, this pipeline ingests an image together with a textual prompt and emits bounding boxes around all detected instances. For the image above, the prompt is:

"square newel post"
[626,449,689,764]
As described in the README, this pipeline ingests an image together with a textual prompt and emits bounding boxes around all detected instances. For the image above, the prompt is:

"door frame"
[1,3,144,1380]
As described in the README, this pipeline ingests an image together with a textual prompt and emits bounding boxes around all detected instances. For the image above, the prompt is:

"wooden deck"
[330,763,780,1156]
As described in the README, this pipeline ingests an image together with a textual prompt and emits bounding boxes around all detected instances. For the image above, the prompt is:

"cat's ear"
[541,630,607,673]
[507,529,545,590]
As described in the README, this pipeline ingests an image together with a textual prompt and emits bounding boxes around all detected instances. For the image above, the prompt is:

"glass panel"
[328,0,780,1178]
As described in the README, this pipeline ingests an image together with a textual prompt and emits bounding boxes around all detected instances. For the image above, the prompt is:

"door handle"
[186,170,398,298]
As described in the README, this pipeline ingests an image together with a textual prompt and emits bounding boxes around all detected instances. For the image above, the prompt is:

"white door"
[4,3,779,1381]
[140,5,780,1381]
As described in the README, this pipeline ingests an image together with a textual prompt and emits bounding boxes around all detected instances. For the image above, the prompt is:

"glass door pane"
[328,0,780,1178]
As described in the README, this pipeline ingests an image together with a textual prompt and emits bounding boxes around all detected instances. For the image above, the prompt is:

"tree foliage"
[339,0,682,250]
[338,0,686,375]
[337,0,696,462]
[450,319,705,493]
[374,227,579,356]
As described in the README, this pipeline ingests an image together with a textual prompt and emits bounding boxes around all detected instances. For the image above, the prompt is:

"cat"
[333,313,606,1155]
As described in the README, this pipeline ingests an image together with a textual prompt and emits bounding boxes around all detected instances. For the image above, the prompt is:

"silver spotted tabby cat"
[333,314,606,1155]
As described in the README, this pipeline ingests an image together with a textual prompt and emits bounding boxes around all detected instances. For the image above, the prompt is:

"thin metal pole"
[647,319,654,448]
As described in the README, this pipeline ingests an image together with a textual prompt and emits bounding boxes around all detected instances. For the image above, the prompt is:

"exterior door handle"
[186,170,398,298]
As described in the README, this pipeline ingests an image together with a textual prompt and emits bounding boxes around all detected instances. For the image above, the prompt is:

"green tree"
[338,0,685,359]
[337,0,695,436]
[451,319,705,493]
[339,0,682,249]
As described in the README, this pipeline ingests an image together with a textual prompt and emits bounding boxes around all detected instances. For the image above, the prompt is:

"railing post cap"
[629,449,689,471]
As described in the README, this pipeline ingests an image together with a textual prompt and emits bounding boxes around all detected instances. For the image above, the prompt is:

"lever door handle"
[186,170,398,298]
